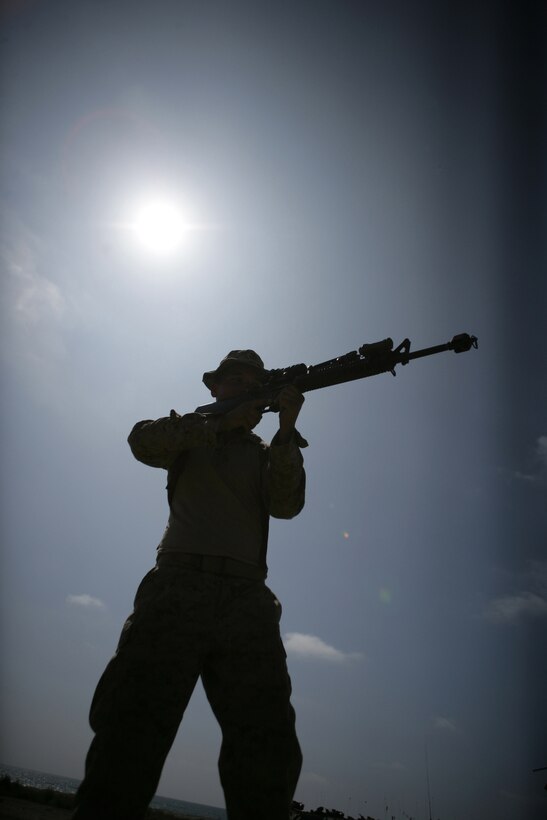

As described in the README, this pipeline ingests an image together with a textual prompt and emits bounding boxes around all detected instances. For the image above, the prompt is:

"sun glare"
[130,198,188,256]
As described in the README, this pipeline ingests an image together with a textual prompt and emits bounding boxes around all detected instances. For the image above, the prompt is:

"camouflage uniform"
[72,405,306,820]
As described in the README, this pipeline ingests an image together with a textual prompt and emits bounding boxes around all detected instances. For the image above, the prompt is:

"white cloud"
[536,435,547,467]
[485,592,547,623]
[66,593,106,610]
[511,434,547,483]
[14,267,65,326]
[299,771,330,788]
[1,204,64,324]
[434,716,460,734]
[283,632,363,663]
[1,202,69,380]
[513,471,537,482]
[485,560,547,623]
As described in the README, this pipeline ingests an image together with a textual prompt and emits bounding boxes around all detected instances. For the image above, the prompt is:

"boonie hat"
[202,350,268,389]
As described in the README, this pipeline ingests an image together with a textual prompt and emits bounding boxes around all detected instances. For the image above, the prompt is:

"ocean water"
[0,763,227,819]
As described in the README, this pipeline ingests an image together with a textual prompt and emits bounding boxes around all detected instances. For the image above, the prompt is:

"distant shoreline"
[0,776,207,820]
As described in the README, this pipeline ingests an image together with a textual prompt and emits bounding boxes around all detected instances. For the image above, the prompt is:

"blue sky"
[1,2,546,819]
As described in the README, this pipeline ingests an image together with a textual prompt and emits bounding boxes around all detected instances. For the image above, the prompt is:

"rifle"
[195,332,478,416]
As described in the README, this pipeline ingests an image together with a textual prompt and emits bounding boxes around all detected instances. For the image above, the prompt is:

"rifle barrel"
[404,333,477,362]
[403,342,452,362]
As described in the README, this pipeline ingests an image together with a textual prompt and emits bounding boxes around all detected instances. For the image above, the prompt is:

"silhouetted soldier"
[71,351,307,820]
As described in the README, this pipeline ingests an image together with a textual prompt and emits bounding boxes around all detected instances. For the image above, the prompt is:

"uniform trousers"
[71,565,302,820]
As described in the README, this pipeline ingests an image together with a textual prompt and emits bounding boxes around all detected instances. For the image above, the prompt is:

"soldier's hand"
[219,399,264,433]
[277,385,304,442]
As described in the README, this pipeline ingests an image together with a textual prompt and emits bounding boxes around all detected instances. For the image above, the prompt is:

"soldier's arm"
[128,411,218,469]
[264,384,307,518]
[266,430,307,519]
[276,384,305,444]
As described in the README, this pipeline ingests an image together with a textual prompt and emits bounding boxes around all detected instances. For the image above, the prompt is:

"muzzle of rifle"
[450,333,478,353]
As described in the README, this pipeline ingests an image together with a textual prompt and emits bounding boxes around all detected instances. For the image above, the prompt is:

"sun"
[130,197,188,255]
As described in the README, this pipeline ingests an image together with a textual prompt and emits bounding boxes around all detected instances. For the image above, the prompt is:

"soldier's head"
[203,350,268,400]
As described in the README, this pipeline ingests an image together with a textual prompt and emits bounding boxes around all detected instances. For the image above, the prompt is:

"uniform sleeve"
[266,429,308,519]
[128,410,218,469]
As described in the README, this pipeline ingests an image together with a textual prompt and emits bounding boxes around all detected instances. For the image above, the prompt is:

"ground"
[0,796,71,820]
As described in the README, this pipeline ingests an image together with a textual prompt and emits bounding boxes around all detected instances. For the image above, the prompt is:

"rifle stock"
[195,332,478,416]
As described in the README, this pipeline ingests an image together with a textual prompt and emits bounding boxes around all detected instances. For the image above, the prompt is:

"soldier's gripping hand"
[277,385,305,443]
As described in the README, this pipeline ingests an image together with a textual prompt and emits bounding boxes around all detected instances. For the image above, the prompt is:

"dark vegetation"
[291,801,377,820]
